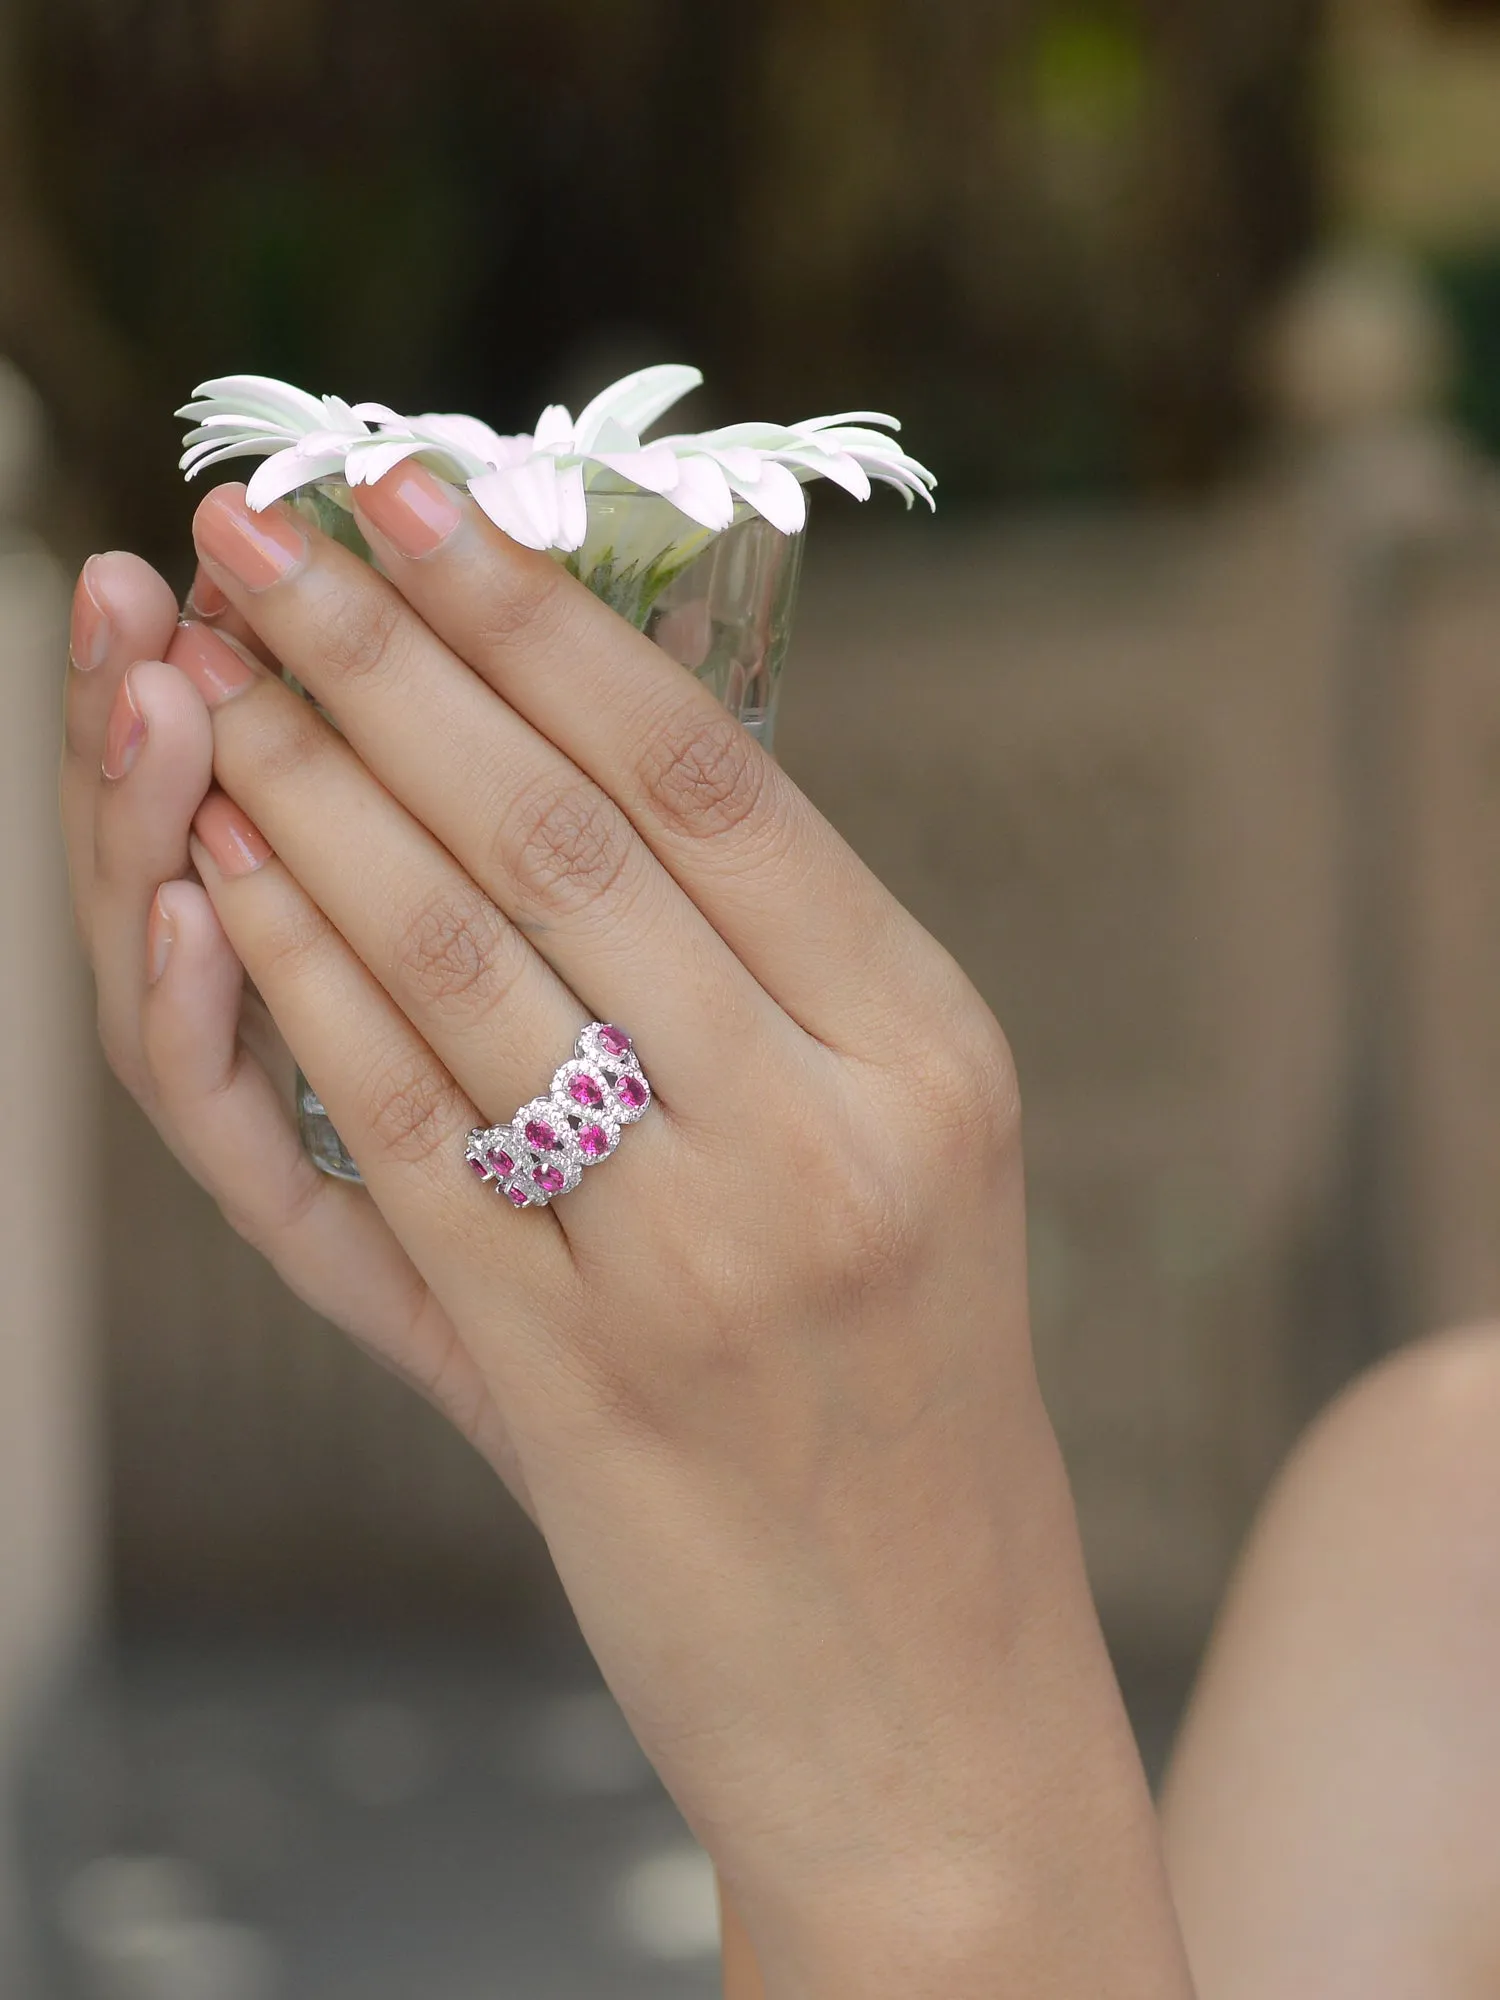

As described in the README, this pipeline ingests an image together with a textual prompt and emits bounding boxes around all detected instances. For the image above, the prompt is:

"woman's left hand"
[96,470,1186,1998]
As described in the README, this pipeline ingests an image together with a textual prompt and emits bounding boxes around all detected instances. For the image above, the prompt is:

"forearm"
[717,1417,1194,1999]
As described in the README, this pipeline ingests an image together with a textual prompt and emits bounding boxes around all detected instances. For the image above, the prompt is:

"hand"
[60,549,526,1489]
[66,473,1189,1996]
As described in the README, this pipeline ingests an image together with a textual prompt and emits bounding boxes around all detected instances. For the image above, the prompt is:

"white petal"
[182,374,330,431]
[689,421,796,452]
[343,437,430,486]
[791,410,902,434]
[778,444,872,501]
[661,455,736,531]
[350,401,409,426]
[724,458,807,535]
[245,446,350,510]
[181,437,281,478]
[554,463,588,552]
[588,443,682,496]
[571,364,703,450]
[408,413,522,473]
[468,459,564,550]
[533,403,575,450]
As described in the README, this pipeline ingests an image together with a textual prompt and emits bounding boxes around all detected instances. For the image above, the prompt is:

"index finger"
[352,467,932,1053]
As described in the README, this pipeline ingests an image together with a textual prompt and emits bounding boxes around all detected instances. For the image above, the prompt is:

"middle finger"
[186,485,792,1111]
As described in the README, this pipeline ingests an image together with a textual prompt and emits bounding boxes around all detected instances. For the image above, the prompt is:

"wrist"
[722,1421,1193,1999]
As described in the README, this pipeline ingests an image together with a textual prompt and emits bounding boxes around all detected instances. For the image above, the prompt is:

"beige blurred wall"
[0,533,100,1984]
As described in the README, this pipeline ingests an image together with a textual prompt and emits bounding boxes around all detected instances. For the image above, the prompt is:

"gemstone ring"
[464,1023,651,1210]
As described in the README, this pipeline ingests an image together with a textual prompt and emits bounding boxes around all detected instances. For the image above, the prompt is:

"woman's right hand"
[60,550,525,1489]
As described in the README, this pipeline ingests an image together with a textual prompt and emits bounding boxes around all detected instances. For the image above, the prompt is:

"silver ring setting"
[465,1022,651,1209]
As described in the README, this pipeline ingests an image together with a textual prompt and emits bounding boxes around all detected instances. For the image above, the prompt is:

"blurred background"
[5,0,1500,1992]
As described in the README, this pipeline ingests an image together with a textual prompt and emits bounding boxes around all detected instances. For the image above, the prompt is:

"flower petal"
[660,455,736,531]
[343,436,432,486]
[555,462,588,552]
[778,444,872,501]
[587,443,683,496]
[468,458,567,550]
[571,364,703,450]
[723,457,807,534]
[180,375,331,431]
[407,413,523,473]
[244,445,352,510]
[533,403,575,451]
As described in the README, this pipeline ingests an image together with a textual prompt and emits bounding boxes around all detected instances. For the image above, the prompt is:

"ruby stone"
[485,1147,516,1179]
[505,1185,530,1209]
[616,1074,648,1109]
[532,1163,566,1195]
[598,1025,632,1058]
[568,1074,605,1108]
[578,1125,609,1159]
[524,1119,558,1151]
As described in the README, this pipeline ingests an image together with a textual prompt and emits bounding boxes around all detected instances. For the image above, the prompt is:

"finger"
[62,552,182,945]
[352,466,930,1050]
[187,487,788,1110]
[165,619,589,1134]
[185,788,571,1287]
[186,561,278,669]
[142,875,524,1488]
[91,659,215,1097]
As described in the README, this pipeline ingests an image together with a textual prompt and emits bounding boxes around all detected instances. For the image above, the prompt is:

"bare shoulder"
[1162,1324,1500,2000]
[1275,1320,1500,1575]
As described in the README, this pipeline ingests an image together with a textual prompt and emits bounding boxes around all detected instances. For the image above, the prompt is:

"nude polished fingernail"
[193,483,307,591]
[147,891,175,984]
[193,792,273,877]
[186,566,228,619]
[71,556,112,672]
[167,619,260,706]
[355,462,464,559]
[101,668,146,780]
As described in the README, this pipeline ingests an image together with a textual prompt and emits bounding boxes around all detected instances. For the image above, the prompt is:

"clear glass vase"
[287,483,807,1181]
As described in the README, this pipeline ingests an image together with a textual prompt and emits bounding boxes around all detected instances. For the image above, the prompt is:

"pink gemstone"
[485,1147,516,1179]
[532,1163,566,1195]
[598,1025,632,1058]
[568,1074,605,1109]
[577,1124,609,1159]
[468,1155,489,1180]
[616,1074,648,1109]
[524,1119,558,1151]
[505,1185,530,1209]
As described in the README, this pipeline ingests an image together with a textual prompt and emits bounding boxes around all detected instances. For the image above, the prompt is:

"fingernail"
[194,483,306,591]
[355,462,464,560]
[147,891,175,984]
[167,619,260,706]
[101,668,147,781]
[193,792,273,877]
[70,556,112,672]
[186,567,228,619]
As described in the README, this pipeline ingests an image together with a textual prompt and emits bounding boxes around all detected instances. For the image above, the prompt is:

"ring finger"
[164,620,597,1142]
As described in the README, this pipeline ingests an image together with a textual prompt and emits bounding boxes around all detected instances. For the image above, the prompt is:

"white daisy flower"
[178,362,936,556]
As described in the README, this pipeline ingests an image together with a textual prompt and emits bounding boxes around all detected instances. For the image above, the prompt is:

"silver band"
[465,1022,651,1209]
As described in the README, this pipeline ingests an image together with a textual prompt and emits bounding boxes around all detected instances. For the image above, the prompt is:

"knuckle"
[391,884,524,1021]
[233,694,327,792]
[473,560,571,656]
[250,894,331,992]
[909,1013,1022,1158]
[504,775,634,917]
[303,576,409,686]
[360,1045,467,1166]
[638,703,768,841]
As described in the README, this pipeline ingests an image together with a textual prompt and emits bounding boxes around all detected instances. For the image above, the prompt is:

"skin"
[61,474,1191,1998]
[1162,1321,1500,2000]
